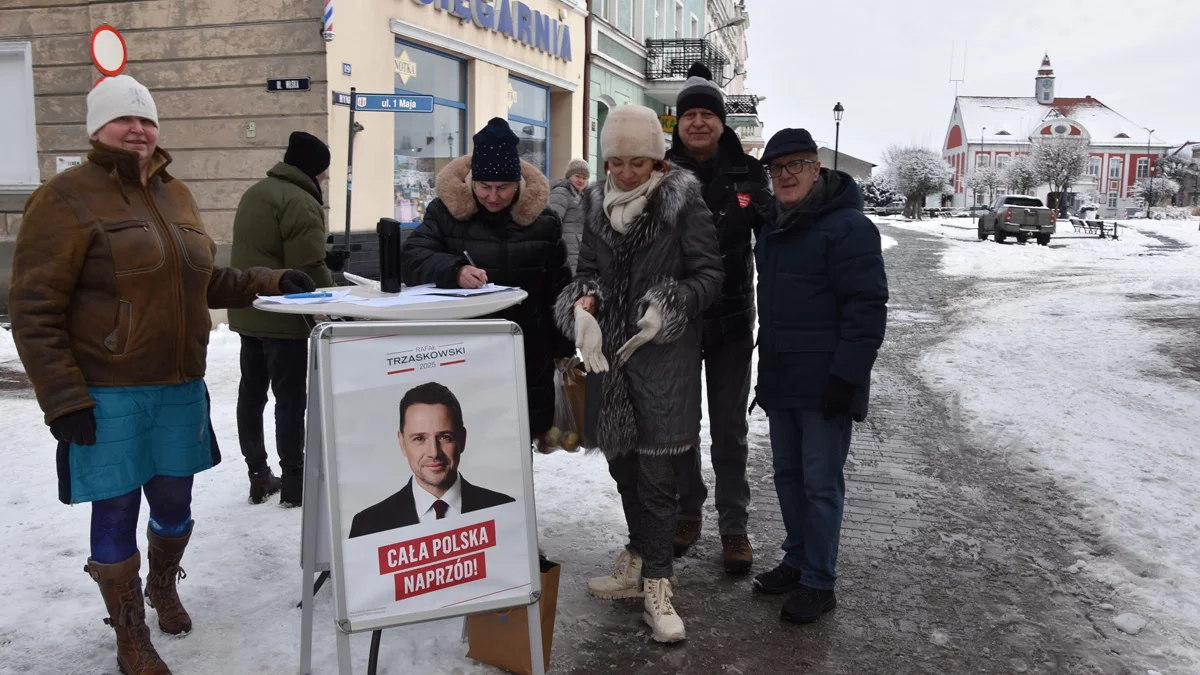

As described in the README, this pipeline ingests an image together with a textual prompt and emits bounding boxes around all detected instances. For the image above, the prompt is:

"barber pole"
[322,0,334,41]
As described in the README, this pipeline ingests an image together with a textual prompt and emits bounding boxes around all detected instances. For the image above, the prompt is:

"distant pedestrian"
[548,157,591,275]
[402,117,575,449]
[556,104,723,643]
[751,127,888,623]
[229,131,339,507]
[7,75,312,674]
[666,63,770,572]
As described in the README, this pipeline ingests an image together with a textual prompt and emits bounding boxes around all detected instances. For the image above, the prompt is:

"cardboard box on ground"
[466,559,561,675]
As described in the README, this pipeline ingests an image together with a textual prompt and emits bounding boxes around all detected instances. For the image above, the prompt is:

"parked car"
[878,199,906,217]
[978,194,1056,245]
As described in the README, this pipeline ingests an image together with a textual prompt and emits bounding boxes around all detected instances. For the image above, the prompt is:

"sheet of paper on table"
[401,283,516,297]
[256,289,354,305]
[341,294,449,308]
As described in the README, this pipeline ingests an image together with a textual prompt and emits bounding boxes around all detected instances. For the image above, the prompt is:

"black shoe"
[752,562,803,595]
[248,468,282,505]
[781,585,837,624]
[280,474,303,508]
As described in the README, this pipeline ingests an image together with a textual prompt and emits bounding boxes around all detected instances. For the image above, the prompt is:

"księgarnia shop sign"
[410,0,574,62]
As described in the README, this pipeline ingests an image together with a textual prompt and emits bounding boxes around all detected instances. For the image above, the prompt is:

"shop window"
[393,40,467,228]
[507,76,550,175]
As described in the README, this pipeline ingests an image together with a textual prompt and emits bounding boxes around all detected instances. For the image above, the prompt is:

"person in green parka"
[228,131,344,507]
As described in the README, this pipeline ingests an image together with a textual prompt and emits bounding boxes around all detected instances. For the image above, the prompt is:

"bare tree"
[1032,138,1089,216]
[882,146,953,219]
[964,166,1003,205]
[1133,176,1181,207]
[1000,154,1040,196]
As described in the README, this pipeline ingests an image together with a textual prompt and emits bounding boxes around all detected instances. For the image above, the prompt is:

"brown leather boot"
[85,553,172,675]
[145,522,193,635]
[673,520,702,557]
[248,468,282,505]
[721,534,754,573]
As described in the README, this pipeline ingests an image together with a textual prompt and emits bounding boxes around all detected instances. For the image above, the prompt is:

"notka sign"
[411,0,573,62]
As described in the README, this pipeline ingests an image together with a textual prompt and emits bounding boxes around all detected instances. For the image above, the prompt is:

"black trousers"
[608,450,695,579]
[236,335,308,477]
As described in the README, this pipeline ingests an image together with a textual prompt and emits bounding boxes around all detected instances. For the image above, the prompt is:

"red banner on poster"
[377,520,497,575]
[394,551,487,601]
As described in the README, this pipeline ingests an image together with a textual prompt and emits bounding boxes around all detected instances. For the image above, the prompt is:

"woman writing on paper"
[553,104,723,643]
[401,118,574,451]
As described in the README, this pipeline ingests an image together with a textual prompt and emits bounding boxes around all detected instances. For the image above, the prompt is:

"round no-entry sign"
[90,24,127,77]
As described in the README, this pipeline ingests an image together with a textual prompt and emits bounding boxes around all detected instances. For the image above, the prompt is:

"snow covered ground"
[0,325,633,675]
[879,215,1200,670]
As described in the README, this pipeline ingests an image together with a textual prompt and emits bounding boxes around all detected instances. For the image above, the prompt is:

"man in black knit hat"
[229,131,337,506]
[666,63,770,574]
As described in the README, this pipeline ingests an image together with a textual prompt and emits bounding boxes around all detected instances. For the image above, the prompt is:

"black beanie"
[283,131,331,180]
[471,117,522,182]
[676,62,726,123]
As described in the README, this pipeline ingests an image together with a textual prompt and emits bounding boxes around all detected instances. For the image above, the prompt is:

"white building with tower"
[942,55,1172,217]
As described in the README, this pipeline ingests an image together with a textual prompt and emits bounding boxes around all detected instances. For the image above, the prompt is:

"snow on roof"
[956,96,1167,147]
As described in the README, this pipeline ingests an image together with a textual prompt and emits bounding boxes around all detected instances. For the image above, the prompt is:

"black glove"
[325,249,351,273]
[819,376,856,420]
[278,270,316,294]
[50,408,97,445]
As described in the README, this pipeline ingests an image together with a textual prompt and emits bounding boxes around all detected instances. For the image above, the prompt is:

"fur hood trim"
[581,167,701,247]
[435,155,550,226]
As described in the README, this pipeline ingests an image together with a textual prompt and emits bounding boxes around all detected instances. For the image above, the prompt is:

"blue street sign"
[353,93,434,113]
[267,77,310,92]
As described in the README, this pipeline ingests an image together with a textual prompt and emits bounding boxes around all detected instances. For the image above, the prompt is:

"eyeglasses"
[766,159,818,178]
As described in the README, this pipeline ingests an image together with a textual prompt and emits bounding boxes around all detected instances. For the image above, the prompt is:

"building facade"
[817,147,874,181]
[585,0,761,176]
[943,55,1172,218]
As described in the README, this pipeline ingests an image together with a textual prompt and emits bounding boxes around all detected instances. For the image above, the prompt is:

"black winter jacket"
[667,126,770,349]
[754,169,888,420]
[401,156,575,435]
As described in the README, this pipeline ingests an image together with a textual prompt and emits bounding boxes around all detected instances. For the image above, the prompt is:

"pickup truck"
[977,195,1056,245]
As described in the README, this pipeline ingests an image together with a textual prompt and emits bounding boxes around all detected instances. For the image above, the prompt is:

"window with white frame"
[996,154,1010,169]
[633,0,644,41]
[690,14,698,38]
[655,0,664,38]
[1088,156,1101,177]
[1107,192,1118,208]
[975,153,990,168]
[674,0,683,38]
[1136,157,1149,179]
[0,42,39,189]
[1109,157,1122,179]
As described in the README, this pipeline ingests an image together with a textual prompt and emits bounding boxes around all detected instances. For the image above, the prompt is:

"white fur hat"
[87,75,159,137]
[600,105,665,161]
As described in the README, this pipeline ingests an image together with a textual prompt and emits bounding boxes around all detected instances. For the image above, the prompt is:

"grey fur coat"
[555,169,724,458]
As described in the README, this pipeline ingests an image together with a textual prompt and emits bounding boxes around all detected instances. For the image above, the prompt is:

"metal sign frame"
[299,319,545,675]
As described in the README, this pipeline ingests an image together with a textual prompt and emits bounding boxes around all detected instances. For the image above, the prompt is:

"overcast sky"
[743,0,1200,166]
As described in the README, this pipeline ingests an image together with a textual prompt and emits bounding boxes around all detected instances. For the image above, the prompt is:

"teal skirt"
[57,380,220,504]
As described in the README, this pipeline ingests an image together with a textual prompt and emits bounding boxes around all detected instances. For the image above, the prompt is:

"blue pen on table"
[284,292,334,299]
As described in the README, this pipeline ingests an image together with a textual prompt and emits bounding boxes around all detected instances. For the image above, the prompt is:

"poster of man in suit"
[324,329,536,624]
[348,382,514,537]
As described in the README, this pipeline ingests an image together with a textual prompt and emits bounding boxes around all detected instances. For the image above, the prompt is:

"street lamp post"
[832,102,843,172]
[1146,128,1154,219]
[702,16,747,40]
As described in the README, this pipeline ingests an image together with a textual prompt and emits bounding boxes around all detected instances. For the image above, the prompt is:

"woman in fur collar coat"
[554,105,723,643]
[402,118,574,445]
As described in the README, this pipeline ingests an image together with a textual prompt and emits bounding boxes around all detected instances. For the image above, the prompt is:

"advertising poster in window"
[324,327,535,626]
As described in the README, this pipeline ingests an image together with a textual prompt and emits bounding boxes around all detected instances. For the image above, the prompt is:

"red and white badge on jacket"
[737,193,752,209]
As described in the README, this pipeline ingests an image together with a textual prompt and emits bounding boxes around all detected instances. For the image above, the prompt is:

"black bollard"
[377,217,402,293]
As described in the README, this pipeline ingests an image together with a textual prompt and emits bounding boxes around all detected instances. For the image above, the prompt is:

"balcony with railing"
[725,95,763,149]
[724,95,757,115]
[643,38,729,106]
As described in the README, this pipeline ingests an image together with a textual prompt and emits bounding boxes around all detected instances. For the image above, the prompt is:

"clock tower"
[1036,53,1055,104]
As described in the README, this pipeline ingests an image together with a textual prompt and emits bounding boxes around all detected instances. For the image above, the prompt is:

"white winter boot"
[587,549,643,599]
[643,577,685,643]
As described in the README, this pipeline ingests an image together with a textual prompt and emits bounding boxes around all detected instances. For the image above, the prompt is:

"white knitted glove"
[575,305,609,373]
[615,305,662,366]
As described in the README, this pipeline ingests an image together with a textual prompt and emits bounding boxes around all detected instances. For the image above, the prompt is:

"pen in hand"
[460,251,488,289]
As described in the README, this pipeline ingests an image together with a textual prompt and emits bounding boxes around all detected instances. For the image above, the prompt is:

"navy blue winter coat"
[754,169,888,419]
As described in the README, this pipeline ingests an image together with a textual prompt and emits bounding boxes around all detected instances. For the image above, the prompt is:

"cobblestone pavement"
[546,224,1164,675]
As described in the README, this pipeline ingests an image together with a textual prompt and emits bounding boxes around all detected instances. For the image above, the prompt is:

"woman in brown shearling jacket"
[7,75,313,675]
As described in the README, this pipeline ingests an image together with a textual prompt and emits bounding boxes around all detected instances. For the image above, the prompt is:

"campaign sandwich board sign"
[316,320,540,634]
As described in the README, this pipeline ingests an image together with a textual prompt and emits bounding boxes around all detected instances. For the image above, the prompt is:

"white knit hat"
[600,105,665,161]
[87,75,159,136]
